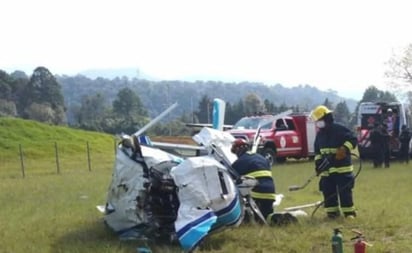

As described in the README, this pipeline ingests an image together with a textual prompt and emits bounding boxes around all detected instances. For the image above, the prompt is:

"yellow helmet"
[310,105,332,121]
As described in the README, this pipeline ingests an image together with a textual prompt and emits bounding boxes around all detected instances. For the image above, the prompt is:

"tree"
[149,119,192,136]
[10,70,28,80]
[385,43,412,114]
[74,93,109,131]
[278,102,290,113]
[225,99,245,124]
[0,99,17,117]
[360,86,398,103]
[9,71,29,116]
[24,102,54,123]
[322,98,334,110]
[195,95,212,124]
[113,87,147,117]
[361,86,380,102]
[0,70,12,100]
[243,93,265,115]
[0,70,31,117]
[22,67,66,124]
[263,99,277,113]
[385,43,412,95]
[334,101,351,127]
[111,87,149,134]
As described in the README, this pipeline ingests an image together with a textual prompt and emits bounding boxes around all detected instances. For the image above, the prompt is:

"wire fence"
[0,140,118,179]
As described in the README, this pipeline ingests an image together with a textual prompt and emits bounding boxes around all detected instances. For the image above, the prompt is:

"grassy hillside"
[0,117,115,158]
[0,117,116,177]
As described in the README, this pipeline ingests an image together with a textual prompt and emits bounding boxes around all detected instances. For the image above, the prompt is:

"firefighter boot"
[344,211,357,219]
[326,211,341,219]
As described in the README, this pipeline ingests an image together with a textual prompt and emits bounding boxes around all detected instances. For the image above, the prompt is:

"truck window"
[285,119,296,130]
[276,119,287,131]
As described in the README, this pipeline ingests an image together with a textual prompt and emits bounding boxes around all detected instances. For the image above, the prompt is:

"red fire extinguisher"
[351,229,372,253]
[354,239,366,253]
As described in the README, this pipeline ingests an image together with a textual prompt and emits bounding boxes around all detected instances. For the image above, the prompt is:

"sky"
[2,0,412,100]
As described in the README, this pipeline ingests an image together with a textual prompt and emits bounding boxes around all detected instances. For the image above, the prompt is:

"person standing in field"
[369,123,387,168]
[399,124,411,164]
[380,123,391,168]
[310,105,358,219]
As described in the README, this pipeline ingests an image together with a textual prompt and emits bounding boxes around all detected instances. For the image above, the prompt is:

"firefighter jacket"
[314,123,358,176]
[232,151,276,200]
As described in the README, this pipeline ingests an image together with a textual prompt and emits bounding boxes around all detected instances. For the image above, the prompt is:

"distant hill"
[58,72,358,124]
[79,68,357,108]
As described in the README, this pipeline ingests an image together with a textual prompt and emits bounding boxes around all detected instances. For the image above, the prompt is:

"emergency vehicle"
[356,101,410,159]
[226,112,317,165]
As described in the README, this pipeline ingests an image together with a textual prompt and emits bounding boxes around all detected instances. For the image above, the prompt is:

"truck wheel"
[261,148,276,166]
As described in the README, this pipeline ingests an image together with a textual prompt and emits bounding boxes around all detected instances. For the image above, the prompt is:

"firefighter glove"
[315,157,331,175]
[335,146,348,160]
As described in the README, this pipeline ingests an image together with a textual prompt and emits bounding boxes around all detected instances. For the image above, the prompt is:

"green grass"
[1,117,412,252]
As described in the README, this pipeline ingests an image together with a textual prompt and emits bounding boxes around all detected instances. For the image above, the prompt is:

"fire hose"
[288,156,332,191]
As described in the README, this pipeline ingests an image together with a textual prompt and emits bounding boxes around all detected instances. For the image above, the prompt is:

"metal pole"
[19,144,25,178]
[207,101,210,124]
[87,141,91,171]
[55,142,60,174]
[114,138,117,155]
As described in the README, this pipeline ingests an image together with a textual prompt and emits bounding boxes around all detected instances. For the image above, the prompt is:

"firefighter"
[230,138,276,221]
[310,105,358,219]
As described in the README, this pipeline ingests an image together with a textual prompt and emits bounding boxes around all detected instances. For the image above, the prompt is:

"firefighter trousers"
[319,173,355,217]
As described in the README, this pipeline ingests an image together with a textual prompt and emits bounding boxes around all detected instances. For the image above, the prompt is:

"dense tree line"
[1,58,406,135]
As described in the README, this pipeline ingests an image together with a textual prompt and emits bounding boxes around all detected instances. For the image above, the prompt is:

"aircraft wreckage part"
[212,98,226,131]
[104,149,147,233]
[171,156,242,252]
[212,194,242,228]
[134,102,178,137]
[176,210,217,252]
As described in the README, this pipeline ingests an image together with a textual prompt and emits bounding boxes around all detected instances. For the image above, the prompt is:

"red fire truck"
[226,112,317,165]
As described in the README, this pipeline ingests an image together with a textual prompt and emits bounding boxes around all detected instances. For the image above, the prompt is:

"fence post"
[87,141,91,171]
[19,144,25,178]
[55,142,60,174]
[114,138,117,155]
